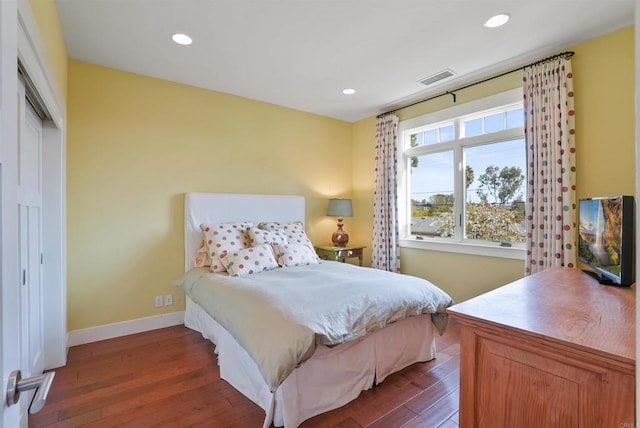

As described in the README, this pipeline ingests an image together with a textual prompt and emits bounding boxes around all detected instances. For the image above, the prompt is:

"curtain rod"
[377,51,575,119]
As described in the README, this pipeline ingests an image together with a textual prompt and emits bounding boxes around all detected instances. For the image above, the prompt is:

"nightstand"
[315,245,365,266]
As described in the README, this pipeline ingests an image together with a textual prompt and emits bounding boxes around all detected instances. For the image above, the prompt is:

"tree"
[410,134,418,168]
[497,166,525,205]
[429,194,454,207]
[411,199,429,217]
[511,198,526,223]
[476,166,500,203]
[465,165,474,189]
[476,165,524,205]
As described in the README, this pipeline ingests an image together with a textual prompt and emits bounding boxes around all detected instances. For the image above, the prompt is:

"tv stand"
[581,269,615,285]
[447,267,635,427]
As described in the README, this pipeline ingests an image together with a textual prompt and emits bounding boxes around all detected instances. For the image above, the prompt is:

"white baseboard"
[67,311,185,347]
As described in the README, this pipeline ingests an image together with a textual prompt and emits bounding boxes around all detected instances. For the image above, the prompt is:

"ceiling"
[55,0,634,123]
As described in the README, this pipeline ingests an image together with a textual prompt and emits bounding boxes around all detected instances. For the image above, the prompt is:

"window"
[398,89,526,259]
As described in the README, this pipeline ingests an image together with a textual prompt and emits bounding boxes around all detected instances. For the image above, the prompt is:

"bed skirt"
[184,296,437,427]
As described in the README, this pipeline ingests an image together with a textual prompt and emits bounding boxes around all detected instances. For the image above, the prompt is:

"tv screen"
[578,196,634,286]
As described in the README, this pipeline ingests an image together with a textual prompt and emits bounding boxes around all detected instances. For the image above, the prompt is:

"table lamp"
[327,198,353,246]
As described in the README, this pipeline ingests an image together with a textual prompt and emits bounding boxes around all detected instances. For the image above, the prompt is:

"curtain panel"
[523,58,577,275]
[372,114,401,272]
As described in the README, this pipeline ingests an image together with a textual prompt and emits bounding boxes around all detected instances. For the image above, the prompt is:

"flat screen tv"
[578,196,634,286]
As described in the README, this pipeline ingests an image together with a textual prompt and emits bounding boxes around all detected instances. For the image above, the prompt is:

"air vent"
[418,69,455,87]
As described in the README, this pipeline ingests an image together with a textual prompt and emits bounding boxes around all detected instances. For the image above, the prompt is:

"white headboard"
[184,193,305,270]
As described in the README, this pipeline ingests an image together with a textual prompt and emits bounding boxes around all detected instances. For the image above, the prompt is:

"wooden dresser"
[447,267,635,427]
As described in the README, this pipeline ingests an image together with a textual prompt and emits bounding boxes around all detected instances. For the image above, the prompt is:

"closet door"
[17,77,45,384]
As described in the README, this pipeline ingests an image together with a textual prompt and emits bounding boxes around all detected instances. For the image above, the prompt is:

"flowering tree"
[465,203,525,242]
[437,203,525,242]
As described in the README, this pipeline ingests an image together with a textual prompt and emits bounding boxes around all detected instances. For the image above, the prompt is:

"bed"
[176,192,453,427]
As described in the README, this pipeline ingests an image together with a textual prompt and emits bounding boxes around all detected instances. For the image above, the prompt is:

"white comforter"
[175,261,453,392]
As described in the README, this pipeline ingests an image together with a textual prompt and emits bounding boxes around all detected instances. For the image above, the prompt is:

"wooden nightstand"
[315,245,365,266]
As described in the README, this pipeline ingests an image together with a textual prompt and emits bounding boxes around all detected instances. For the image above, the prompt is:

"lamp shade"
[327,198,353,217]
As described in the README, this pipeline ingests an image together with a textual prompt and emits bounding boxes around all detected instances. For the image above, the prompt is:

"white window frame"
[398,88,526,260]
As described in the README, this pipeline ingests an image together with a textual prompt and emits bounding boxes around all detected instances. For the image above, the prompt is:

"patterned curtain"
[523,58,577,275]
[372,114,400,272]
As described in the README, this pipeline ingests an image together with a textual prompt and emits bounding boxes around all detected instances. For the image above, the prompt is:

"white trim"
[17,0,63,127]
[400,238,525,260]
[404,127,524,157]
[42,123,67,369]
[398,88,526,260]
[16,0,67,369]
[67,312,186,347]
[398,88,523,134]
[1,0,23,425]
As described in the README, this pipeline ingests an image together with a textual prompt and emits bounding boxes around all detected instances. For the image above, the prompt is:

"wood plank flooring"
[30,319,460,427]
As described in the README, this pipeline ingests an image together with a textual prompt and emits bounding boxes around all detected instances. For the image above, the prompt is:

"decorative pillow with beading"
[194,240,212,268]
[220,244,279,276]
[200,222,253,272]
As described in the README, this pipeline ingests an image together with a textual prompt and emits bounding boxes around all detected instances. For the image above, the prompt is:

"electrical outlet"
[164,294,173,306]
[155,295,163,308]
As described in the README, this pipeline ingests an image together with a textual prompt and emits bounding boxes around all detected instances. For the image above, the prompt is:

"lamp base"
[332,227,349,247]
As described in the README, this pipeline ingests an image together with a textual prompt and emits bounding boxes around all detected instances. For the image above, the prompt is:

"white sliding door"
[17,78,45,411]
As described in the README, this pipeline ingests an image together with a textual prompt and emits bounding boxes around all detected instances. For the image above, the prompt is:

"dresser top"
[447,267,635,363]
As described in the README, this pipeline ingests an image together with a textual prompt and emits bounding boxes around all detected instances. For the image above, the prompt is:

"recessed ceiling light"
[484,13,510,28]
[172,33,193,45]
[342,88,356,95]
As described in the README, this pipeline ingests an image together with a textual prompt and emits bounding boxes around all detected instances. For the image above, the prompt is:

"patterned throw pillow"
[200,222,253,272]
[248,227,288,246]
[220,244,279,276]
[274,243,320,267]
[194,240,211,268]
[258,222,317,258]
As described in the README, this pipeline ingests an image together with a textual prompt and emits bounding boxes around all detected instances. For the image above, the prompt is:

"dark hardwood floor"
[30,319,460,427]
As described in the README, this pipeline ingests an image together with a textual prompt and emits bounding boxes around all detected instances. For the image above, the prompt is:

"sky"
[409,107,526,205]
[410,138,526,204]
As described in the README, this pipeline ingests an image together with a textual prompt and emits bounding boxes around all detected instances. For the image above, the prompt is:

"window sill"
[399,237,525,260]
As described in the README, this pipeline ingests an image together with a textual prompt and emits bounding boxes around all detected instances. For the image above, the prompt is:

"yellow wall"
[28,0,67,107]
[351,116,376,266]
[573,27,635,199]
[66,26,634,329]
[351,26,635,304]
[67,61,352,330]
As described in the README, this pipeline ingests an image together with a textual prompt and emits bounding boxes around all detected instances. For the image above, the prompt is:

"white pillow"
[258,222,317,259]
[248,227,288,246]
[221,244,279,276]
[200,222,252,272]
[274,243,320,267]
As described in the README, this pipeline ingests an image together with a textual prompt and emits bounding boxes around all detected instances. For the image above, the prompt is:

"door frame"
[17,0,67,371]
[1,0,22,425]
[2,0,66,425]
